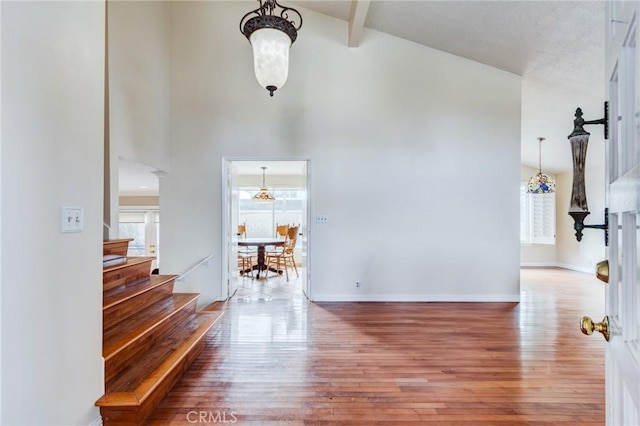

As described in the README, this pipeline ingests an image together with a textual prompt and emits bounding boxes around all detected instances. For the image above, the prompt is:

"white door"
[223,160,240,299]
[119,208,160,269]
[604,2,640,424]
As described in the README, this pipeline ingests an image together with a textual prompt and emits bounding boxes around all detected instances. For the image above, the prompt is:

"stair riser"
[105,302,197,384]
[103,261,153,292]
[103,280,175,330]
[100,340,206,425]
[103,239,132,258]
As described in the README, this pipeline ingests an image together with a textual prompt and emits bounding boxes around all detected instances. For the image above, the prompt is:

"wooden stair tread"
[103,238,134,246]
[103,275,177,310]
[103,256,155,274]
[103,254,127,268]
[99,311,223,397]
[98,238,221,424]
[103,293,200,360]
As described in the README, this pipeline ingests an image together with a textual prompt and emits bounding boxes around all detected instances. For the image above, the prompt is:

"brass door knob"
[580,316,609,341]
[596,260,609,283]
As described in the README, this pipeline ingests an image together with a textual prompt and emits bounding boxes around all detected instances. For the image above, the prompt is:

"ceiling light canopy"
[253,166,276,203]
[528,137,555,194]
[240,0,303,97]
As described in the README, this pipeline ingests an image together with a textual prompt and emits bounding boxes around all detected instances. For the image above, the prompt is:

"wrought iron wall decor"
[567,102,609,245]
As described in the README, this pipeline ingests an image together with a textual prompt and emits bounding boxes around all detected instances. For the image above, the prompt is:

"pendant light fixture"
[253,166,276,203]
[527,137,555,194]
[239,0,303,97]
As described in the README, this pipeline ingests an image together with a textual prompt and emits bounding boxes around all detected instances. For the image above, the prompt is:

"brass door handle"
[596,260,609,283]
[580,316,609,341]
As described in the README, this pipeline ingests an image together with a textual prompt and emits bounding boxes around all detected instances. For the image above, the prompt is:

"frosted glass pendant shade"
[250,28,291,97]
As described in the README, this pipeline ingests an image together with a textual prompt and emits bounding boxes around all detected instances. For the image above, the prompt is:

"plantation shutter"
[530,192,555,244]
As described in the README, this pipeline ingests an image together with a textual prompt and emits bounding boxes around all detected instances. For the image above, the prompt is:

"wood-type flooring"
[147,267,605,425]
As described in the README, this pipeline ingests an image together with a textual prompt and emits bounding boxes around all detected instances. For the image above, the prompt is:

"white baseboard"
[555,263,594,274]
[312,294,520,303]
[520,262,557,268]
[89,415,102,426]
[521,262,594,274]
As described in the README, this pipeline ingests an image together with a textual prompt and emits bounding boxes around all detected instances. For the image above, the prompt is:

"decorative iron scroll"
[240,0,303,43]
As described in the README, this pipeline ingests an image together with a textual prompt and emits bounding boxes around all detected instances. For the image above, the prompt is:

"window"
[119,209,160,261]
[520,182,555,245]
[239,188,305,238]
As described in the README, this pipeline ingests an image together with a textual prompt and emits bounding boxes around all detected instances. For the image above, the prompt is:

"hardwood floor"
[232,266,307,301]
[147,267,605,425]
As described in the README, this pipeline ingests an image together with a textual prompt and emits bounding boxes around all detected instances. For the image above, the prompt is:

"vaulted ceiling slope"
[292,0,606,173]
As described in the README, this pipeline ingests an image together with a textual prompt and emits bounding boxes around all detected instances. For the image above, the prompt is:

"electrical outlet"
[316,214,329,224]
[356,281,361,288]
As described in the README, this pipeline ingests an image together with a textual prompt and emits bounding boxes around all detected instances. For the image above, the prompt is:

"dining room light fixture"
[527,137,555,194]
[253,167,276,203]
[239,0,303,97]
[567,103,609,244]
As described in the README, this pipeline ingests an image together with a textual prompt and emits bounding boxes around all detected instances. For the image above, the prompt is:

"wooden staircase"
[96,239,223,425]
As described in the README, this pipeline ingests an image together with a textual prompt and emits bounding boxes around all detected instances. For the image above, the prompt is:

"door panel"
[224,160,240,299]
[605,2,640,423]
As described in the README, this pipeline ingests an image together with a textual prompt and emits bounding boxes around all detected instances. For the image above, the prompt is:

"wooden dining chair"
[275,223,289,239]
[237,222,256,272]
[265,225,299,281]
[237,252,254,279]
[266,223,289,253]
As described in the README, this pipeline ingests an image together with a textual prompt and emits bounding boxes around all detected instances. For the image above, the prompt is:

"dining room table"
[237,237,287,278]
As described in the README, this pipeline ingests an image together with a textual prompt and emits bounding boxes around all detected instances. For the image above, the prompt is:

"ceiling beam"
[348,0,370,47]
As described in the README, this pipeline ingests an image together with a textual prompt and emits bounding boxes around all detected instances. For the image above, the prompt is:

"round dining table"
[237,237,286,278]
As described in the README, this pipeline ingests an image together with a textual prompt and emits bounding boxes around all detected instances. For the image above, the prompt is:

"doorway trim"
[221,157,312,300]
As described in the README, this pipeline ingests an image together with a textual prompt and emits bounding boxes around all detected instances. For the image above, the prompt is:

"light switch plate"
[62,207,84,233]
[316,214,329,224]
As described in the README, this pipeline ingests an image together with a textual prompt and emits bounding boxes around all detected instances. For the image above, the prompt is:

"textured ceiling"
[292,0,606,174]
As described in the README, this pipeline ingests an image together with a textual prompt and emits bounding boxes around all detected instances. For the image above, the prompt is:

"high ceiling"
[292,0,606,174]
[120,1,607,195]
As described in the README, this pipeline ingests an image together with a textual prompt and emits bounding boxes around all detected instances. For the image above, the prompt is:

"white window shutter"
[530,192,555,244]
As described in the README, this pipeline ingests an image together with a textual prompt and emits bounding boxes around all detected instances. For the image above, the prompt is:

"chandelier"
[253,167,276,203]
[239,0,303,97]
[527,137,555,194]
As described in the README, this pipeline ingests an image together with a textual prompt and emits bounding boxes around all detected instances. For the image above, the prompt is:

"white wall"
[1,2,104,424]
[520,164,557,265]
[107,0,170,235]
[164,2,522,303]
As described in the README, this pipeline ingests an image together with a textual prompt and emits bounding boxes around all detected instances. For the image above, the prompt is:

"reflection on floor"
[232,266,306,301]
[148,267,605,425]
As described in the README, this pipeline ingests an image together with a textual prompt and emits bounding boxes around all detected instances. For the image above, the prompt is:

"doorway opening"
[222,159,310,301]
[117,158,162,271]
